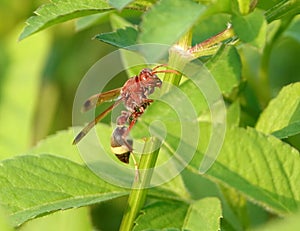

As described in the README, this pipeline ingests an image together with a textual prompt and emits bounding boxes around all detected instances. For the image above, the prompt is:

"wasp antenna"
[131,153,140,182]
[152,69,180,75]
[72,131,86,145]
[152,63,168,71]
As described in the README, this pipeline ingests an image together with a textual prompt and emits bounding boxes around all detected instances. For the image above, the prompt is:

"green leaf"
[207,0,232,14]
[109,14,147,77]
[139,0,205,45]
[0,208,13,231]
[95,27,138,49]
[283,15,300,43]
[108,0,156,11]
[151,175,190,200]
[109,13,135,29]
[256,83,300,136]
[205,45,242,95]
[202,127,300,215]
[232,9,267,48]
[28,128,85,164]
[28,125,184,197]
[19,0,113,40]
[114,0,154,11]
[226,101,241,127]
[134,198,221,230]
[181,170,244,231]
[192,13,232,45]
[271,122,300,139]
[30,121,187,200]
[127,68,299,214]
[19,208,93,231]
[0,154,129,226]
[137,84,299,213]
[21,128,94,230]
[0,28,50,159]
[109,0,134,10]
[253,211,300,231]
[183,198,222,230]
[266,20,281,44]
[75,12,111,31]
[141,114,300,215]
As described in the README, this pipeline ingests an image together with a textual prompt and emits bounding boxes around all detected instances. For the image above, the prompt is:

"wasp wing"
[73,99,122,144]
[82,87,122,112]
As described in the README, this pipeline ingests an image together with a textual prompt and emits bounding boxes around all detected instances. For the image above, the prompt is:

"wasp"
[73,64,179,177]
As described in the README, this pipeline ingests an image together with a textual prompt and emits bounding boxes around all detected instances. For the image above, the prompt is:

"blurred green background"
[0,1,126,230]
[0,0,117,147]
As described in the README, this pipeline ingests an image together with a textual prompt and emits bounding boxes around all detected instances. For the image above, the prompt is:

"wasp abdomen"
[115,152,130,164]
[111,126,133,164]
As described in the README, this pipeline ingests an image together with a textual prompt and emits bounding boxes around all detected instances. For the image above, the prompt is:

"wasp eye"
[142,74,147,80]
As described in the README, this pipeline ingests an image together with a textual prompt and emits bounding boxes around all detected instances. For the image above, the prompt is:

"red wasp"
[73,64,179,176]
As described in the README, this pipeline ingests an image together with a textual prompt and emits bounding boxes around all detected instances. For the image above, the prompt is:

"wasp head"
[138,68,162,88]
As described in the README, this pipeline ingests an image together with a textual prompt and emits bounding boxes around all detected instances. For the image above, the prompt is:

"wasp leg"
[122,100,153,139]
[130,153,140,182]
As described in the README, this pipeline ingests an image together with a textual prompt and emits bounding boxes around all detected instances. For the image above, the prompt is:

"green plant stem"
[119,138,161,231]
[119,31,192,231]
[164,30,192,86]
[265,0,300,23]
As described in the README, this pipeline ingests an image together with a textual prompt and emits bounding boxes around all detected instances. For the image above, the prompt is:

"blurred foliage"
[0,1,125,230]
[0,0,120,143]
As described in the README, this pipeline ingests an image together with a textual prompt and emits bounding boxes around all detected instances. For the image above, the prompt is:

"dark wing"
[73,99,122,144]
[82,87,122,112]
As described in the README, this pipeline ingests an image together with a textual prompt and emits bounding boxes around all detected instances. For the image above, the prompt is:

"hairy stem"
[188,24,235,58]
